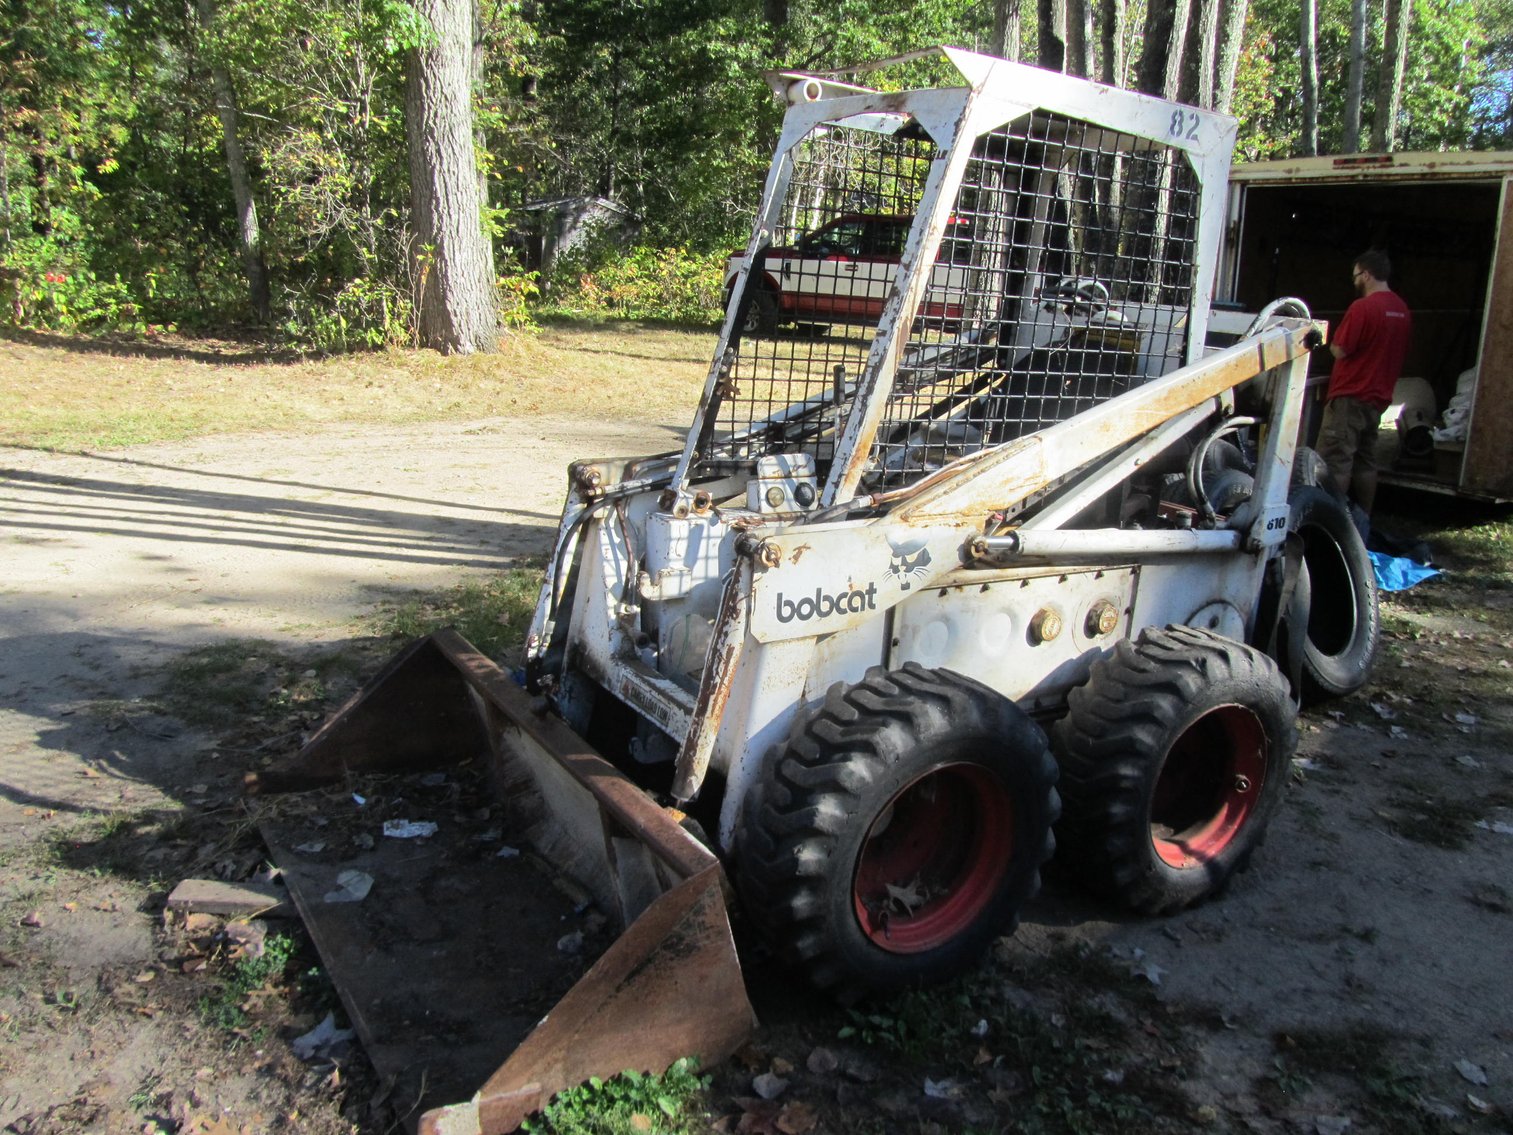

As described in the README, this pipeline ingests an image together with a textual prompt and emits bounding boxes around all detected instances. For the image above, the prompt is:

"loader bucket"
[249,629,755,1134]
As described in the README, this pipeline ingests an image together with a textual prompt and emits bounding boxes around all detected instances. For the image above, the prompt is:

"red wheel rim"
[851,764,1015,954]
[1150,704,1268,869]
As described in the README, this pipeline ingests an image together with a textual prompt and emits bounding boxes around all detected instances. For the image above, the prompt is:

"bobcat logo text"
[774,582,879,624]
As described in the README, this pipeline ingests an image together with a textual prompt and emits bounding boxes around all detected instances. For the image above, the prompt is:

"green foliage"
[1236,0,1506,160]
[197,931,299,1031]
[281,275,414,351]
[523,1059,708,1135]
[371,568,544,661]
[837,985,976,1059]
[549,247,724,324]
[0,0,1506,341]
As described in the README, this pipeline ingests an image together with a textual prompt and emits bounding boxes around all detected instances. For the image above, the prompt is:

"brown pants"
[1316,395,1384,490]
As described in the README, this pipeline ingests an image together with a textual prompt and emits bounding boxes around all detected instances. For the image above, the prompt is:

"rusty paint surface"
[416,866,754,1135]
[896,320,1315,523]
[671,559,753,802]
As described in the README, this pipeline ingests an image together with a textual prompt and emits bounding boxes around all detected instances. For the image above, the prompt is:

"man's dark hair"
[1354,249,1392,283]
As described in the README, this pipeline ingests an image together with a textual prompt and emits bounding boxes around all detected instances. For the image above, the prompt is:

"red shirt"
[1328,289,1412,409]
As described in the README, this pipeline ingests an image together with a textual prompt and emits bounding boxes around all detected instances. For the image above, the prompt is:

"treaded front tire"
[1054,626,1296,915]
[1289,485,1379,702]
[735,662,1059,1001]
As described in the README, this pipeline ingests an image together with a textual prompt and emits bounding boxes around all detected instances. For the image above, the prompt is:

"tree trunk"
[1193,0,1220,107]
[1213,0,1249,115]
[991,0,1023,61]
[196,0,270,323]
[1135,0,1191,99]
[1098,0,1125,86]
[1342,0,1367,151]
[1038,0,1066,72]
[472,0,496,284]
[1300,0,1320,155]
[1371,0,1413,152]
[1064,0,1092,77]
[407,0,499,354]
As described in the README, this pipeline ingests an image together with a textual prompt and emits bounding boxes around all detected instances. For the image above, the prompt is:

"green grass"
[0,324,710,451]
[42,807,190,882]
[197,930,300,1032]
[369,566,545,662]
[1268,1025,1451,1134]
[523,1059,709,1135]
[155,639,365,731]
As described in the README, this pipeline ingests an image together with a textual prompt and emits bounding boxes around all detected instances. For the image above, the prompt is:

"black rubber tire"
[735,663,1059,1000]
[1289,485,1379,702]
[1053,625,1297,916]
[741,286,779,335]
[1292,445,1331,490]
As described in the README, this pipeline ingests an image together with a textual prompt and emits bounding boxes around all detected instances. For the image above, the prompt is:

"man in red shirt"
[1318,249,1413,516]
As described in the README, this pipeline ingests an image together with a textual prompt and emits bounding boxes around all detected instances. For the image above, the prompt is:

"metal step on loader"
[249,47,1378,1135]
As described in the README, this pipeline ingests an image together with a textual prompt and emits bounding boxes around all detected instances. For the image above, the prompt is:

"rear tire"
[741,286,779,335]
[1054,626,1296,915]
[1289,485,1379,701]
[736,663,1058,1000]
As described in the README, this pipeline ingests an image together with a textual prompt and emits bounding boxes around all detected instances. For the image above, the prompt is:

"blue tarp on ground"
[1369,551,1440,592]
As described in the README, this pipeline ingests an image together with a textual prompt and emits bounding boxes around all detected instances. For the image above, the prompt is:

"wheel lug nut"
[1234,775,1252,792]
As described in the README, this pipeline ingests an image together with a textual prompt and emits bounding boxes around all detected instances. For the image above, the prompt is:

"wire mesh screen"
[704,121,935,469]
[866,113,1202,488]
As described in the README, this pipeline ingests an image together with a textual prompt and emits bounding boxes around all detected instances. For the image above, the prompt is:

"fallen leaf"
[1466,1094,1492,1115]
[885,881,926,912]
[62,902,78,913]
[923,1077,962,1100]
[1454,1059,1489,1087]
[20,911,44,928]
[770,1057,794,1076]
[133,970,156,984]
[775,1101,818,1134]
[629,1114,653,1133]
[734,1097,782,1135]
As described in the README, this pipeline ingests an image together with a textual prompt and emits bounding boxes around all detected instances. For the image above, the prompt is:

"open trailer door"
[1462,175,1513,500]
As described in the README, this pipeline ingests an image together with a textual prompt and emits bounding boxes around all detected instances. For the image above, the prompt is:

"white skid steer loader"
[253,48,1378,1134]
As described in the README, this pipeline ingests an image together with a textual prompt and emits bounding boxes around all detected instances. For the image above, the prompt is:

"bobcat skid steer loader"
[251,47,1377,1135]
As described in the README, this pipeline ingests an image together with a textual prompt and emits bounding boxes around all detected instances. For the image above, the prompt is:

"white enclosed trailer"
[1216,150,1513,503]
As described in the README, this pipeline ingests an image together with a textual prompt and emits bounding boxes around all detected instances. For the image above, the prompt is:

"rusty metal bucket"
[248,630,755,1134]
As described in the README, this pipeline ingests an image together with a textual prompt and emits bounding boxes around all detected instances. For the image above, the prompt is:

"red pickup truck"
[726,213,971,334]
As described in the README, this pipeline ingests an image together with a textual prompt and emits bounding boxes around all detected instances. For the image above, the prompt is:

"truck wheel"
[736,663,1058,1000]
[1289,485,1379,701]
[741,286,779,335]
[1054,626,1296,915]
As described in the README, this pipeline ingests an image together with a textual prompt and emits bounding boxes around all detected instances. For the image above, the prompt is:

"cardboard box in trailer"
[1216,151,1513,503]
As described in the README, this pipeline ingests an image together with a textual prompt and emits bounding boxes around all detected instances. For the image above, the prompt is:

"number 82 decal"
[1169,110,1201,142]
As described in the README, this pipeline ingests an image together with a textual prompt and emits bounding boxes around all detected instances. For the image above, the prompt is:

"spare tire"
[1288,485,1379,702]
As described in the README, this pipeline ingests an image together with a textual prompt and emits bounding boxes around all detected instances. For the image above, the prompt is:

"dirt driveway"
[2,421,1511,1134]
